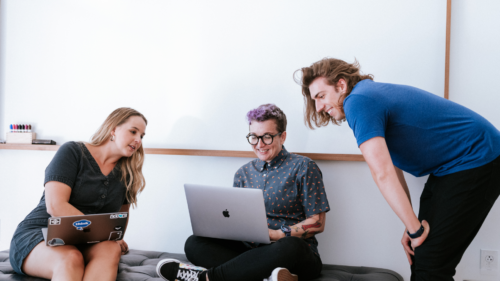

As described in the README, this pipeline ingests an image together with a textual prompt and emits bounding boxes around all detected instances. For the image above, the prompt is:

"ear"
[281,131,287,144]
[337,79,348,94]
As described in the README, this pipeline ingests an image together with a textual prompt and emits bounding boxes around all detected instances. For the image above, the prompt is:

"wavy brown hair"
[294,58,373,128]
[88,108,147,208]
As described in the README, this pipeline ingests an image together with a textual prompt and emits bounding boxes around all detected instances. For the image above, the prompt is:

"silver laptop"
[185,184,270,244]
[42,212,128,246]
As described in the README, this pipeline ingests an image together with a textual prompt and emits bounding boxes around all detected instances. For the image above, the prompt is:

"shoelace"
[177,268,201,281]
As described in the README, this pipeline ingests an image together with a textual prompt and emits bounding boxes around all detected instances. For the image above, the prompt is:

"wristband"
[281,225,291,237]
[407,224,425,239]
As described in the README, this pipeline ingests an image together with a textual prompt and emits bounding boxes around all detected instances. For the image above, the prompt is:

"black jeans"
[184,235,322,281]
[411,156,500,280]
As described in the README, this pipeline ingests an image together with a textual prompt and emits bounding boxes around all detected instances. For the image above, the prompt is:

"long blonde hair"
[89,107,147,208]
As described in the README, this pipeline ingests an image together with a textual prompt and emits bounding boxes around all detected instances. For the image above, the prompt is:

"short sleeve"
[344,94,388,147]
[44,141,81,188]
[298,160,330,217]
[233,167,244,187]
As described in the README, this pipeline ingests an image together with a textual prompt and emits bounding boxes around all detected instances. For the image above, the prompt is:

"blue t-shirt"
[344,80,500,177]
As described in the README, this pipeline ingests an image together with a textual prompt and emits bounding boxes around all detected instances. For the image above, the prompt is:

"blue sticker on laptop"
[73,219,91,231]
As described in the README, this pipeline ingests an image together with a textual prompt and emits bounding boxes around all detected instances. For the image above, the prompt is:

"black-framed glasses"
[246,132,282,145]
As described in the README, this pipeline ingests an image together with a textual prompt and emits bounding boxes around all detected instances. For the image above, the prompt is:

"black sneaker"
[156,258,207,281]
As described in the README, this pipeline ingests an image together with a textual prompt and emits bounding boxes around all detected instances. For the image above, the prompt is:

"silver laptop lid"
[185,184,270,244]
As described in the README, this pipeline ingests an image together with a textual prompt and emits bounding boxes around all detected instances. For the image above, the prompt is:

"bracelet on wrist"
[407,224,425,239]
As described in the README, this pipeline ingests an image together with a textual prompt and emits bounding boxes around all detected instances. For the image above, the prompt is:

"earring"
[111,135,115,141]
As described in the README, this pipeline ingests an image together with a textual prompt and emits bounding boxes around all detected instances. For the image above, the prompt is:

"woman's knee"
[57,247,85,269]
[94,241,122,261]
[23,244,85,278]
[79,241,121,267]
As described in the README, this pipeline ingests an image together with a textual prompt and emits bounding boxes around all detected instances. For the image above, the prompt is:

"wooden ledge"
[0,144,365,161]
[0,143,61,151]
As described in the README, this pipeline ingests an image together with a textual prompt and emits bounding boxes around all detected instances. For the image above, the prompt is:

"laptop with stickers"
[185,183,271,244]
[41,212,128,246]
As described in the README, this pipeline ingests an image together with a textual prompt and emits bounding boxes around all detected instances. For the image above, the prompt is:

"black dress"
[9,141,127,274]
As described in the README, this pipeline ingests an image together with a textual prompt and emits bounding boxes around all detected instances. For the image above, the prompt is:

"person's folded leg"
[208,237,322,281]
[184,235,249,269]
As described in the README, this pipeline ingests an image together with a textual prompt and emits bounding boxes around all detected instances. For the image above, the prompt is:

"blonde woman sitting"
[9,107,147,281]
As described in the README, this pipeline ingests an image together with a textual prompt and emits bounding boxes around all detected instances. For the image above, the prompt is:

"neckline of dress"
[79,142,118,179]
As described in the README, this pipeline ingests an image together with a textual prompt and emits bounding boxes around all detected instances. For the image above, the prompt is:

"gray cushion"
[1,249,403,281]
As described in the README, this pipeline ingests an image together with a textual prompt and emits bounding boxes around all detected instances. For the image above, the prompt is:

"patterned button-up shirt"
[233,146,330,255]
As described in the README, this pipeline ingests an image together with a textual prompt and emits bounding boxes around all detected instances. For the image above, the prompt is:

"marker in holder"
[6,124,36,144]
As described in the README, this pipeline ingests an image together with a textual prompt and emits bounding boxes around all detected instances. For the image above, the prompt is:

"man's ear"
[337,79,348,94]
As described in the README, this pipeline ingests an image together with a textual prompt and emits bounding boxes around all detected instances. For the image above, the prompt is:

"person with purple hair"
[156,104,331,281]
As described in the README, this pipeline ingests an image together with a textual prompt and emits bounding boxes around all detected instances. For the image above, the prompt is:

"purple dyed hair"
[246,104,287,133]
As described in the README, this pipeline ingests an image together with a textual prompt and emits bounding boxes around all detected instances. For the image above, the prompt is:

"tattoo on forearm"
[302,230,320,239]
[302,221,322,231]
[290,215,325,239]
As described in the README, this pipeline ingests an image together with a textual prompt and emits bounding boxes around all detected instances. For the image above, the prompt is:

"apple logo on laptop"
[223,209,230,218]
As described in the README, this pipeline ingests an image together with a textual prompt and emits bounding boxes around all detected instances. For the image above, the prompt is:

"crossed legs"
[185,235,322,281]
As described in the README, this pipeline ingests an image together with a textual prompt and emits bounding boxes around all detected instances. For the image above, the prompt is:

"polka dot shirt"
[233,146,330,255]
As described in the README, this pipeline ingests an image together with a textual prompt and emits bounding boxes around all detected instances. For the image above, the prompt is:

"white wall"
[0,0,4,138]
[1,1,500,281]
[0,0,446,154]
[448,1,500,280]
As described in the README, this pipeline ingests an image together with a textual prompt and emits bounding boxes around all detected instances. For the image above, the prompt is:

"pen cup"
[6,132,36,144]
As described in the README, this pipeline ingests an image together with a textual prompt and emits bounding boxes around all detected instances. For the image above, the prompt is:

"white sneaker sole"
[272,267,298,281]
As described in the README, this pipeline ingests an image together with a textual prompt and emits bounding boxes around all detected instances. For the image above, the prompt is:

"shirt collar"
[255,146,290,172]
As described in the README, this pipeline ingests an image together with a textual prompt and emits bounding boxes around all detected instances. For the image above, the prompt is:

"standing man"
[296,58,500,280]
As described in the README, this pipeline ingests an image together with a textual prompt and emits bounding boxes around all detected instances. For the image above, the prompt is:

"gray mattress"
[0,249,403,281]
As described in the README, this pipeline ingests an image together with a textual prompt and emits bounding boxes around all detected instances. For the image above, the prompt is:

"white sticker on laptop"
[48,238,65,246]
[49,218,61,225]
[109,231,123,240]
[110,214,127,219]
[73,219,91,231]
